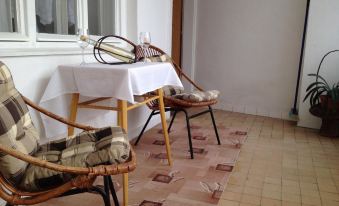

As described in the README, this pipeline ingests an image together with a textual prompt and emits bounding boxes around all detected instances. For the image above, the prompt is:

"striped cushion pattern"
[141,54,172,63]
[173,90,220,102]
[20,127,130,191]
[0,62,39,186]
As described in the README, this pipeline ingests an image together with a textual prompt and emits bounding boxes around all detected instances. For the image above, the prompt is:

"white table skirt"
[40,62,183,139]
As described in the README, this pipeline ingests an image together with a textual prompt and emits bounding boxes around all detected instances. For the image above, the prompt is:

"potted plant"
[303,50,339,137]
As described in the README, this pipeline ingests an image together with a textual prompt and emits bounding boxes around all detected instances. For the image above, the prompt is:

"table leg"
[157,88,173,166]
[117,99,129,206]
[68,93,79,136]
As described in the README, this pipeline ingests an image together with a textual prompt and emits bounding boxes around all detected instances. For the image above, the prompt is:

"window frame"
[0,0,126,57]
[0,0,29,41]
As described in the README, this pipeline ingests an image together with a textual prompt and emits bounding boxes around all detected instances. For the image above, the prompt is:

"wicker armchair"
[133,45,221,159]
[0,62,136,206]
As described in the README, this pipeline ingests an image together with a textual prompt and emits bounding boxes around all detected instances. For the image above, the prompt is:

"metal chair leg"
[208,106,221,145]
[107,175,120,206]
[90,186,111,206]
[134,110,155,145]
[168,110,177,133]
[183,110,194,159]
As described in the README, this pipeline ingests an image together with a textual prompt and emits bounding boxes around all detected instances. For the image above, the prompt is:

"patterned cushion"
[0,62,39,186]
[162,86,184,97]
[20,127,130,192]
[141,54,172,63]
[173,90,220,102]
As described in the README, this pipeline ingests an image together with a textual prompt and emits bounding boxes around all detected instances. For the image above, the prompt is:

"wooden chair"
[0,63,136,206]
[133,45,221,159]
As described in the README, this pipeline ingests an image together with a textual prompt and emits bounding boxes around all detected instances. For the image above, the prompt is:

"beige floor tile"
[263,183,282,193]
[282,201,301,206]
[282,193,301,203]
[239,203,258,206]
[301,195,322,206]
[219,199,240,206]
[265,177,282,185]
[300,182,318,191]
[243,186,262,196]
[262,189,282,200]
[282,179,299,187]
[322,199,339,206]
[300,189,320,198]
[240,194,261,206]
[282,185,301,195]
[261,198,282,206]
[320,191,339,202]
[226,184,244,193]
[219,112,339,206]
[221,191,242,201]
[318,184,338,193]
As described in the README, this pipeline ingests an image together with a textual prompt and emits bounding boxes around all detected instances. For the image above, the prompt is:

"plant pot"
[319,117,339,138]
[309,104,339,137]
[320,95,339,111]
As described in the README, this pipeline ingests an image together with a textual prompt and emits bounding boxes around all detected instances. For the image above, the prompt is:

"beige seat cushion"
[0,62,39,186]
[173,90,220,102]
[20,127,130,192]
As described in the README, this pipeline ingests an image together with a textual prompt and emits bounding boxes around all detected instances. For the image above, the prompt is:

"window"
[0,0,27,41]
[88,0,116,36]
[0,0,18,32]
[0,0,124,48]
[36,0,77,35]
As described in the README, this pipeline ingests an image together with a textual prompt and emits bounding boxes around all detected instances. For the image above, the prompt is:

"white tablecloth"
[40,62,183,139]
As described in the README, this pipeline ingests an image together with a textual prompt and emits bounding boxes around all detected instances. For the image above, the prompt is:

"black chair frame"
[134,106,220,159]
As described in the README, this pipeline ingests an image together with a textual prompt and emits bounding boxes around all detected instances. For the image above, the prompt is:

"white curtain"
[0,0,12,32]
[36,0,54,25]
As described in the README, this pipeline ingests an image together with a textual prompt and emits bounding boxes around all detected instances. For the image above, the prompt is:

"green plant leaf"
[308,73,330,87]
[312,89,326,106]
[306,81,327,92]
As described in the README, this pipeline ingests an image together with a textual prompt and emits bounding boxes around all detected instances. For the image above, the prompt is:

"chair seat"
[19,127,130,192]
[172,90,220,102]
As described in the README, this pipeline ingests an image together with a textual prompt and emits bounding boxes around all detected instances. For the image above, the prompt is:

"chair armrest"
[0,143,136,176]
[172,62,204,92]
[22,95,97,131]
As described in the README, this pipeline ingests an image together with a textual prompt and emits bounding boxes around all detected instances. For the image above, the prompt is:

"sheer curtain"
[35,0,54,25]
[0,0,13,32]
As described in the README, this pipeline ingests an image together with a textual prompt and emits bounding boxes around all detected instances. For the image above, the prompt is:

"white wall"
[181,0,197,91]
[137,0,173,54]
[185,0,307,120]
[298,0,339,128]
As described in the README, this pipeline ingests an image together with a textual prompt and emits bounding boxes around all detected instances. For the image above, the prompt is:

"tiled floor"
[217,111,339,206]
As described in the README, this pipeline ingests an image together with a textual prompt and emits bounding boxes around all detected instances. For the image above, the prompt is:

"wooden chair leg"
[157,88,173,166]
[123,173,128,206]
[117,100,129,206]
[68,93,79,136]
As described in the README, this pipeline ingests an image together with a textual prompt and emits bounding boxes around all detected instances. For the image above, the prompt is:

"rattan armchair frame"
[0,95,136,206]
[133,45,221,159]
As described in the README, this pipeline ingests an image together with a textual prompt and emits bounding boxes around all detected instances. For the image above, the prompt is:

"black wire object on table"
[93,35,137,65]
